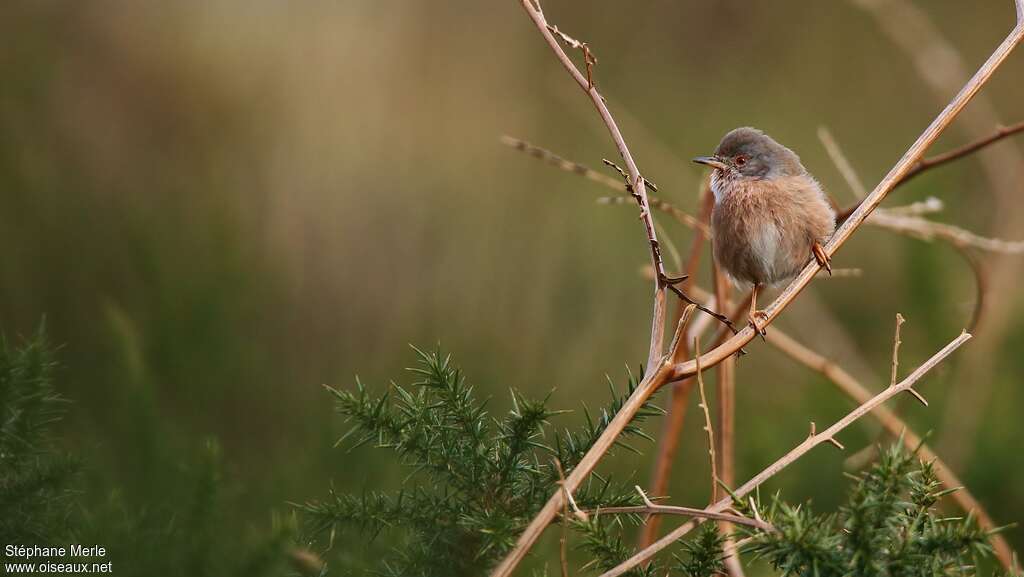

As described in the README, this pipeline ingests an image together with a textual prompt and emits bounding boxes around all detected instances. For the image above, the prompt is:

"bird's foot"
[812,242,832,276]
[748,310,769,339]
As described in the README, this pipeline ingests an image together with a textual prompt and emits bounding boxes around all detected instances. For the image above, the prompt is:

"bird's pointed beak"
[692,156,728,170]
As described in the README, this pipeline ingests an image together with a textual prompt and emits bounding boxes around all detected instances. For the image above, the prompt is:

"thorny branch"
[577,486,773,532]
[493,2,1023,575]
[513,0,677,378]
[600,330,973,577]
[836,119,1024,220]
[672,281,1017,569]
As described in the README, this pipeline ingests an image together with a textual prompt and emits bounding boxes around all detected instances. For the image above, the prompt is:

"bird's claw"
[748,310,768,340]
[812,242,832,276]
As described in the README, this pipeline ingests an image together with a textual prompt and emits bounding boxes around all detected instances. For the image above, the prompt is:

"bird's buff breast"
[711,175,832,287]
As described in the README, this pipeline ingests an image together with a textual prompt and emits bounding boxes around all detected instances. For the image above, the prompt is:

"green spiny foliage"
[0,324,295,576]
[0,326,78,544]
[573,515,657,577]
[82,438,298,577]
[673,523,727,577]
[304,349,1010,577]
[300,347,664,576]
[747,444,1001,577]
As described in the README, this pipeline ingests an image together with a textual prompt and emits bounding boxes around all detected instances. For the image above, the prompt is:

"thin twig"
[900,120,1024,185]
[599,331,972,577]
[712,260,744,577]
[818,125,868,199]
[694,339,718,501]
[868,210,1024,254]
[511,0,673,377]
[598,194,708,235]
[884,197,944,216]
[890,313,905,387]
[574,486,773,532]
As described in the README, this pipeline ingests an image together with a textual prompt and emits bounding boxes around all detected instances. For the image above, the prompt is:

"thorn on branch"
[890,313,906,388]
[826,437,846,451]
[634,485,656,508]
[546,24,597,89]
[810,421,845,450]
[554,458,588,521]
[905,387,929,406]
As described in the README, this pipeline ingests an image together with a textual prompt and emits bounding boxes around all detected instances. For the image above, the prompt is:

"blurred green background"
[2,0,1023,573]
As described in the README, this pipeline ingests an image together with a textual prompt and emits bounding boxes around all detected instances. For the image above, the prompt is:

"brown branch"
[890,313,905,386]
[900,119,1024,185]
[494,3,1021,574]
[663,1,1021,375]
[867,210,1024,254]
[641,185,713,548]
[836,120,1024,220]
[577,486,773,532]
[761,326,1015,571]
[818,125,868,199]
[694,339,718,500]
[599,331,972,577]
[677,282,1012,567]
[511,0,672,377]
[814,130,1001,333]
[712,259,744,577]
[598,194,708,235]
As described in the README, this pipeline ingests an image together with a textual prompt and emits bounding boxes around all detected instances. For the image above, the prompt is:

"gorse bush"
[0,327,77,545]
[0,328,298,577]
[747,444,1006,577]
[297,347,662,576]
[304,349,1012,577]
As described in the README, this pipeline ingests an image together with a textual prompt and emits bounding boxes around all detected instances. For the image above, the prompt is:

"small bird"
[693,127,835,334]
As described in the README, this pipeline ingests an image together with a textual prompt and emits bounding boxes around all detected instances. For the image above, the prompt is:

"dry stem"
[694,340,718,501]
[599,331,972,577]
[762,326,1015,570]
[579,486,772,532]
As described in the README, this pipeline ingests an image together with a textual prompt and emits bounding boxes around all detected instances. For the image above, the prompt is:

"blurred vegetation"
[1,0,1023,575]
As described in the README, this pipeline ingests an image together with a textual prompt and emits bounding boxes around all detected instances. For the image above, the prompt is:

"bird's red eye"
[735,155,748,166]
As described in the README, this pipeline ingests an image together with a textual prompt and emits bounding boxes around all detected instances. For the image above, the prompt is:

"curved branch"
[513,0,671,375]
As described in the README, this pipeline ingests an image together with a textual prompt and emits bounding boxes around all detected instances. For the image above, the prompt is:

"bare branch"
[900,120,1024,185]
[599,331,972,577]
[761,326,1014,569]
[868,210,1024,254]
[694,339,718,500]
[511,0,673,376]
[890,313,906,387]
[684,281,1014,565]
[818,125,868,199]
[578,485,772,532]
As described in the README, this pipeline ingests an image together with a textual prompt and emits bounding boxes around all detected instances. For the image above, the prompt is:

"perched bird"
[693,127,835,334]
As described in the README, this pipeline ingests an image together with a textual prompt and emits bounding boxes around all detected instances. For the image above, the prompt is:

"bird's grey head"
[693,127,805,179]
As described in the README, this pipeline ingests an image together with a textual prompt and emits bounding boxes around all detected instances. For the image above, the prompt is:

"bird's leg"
[812,242,832,275]
[747,283,768,338]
